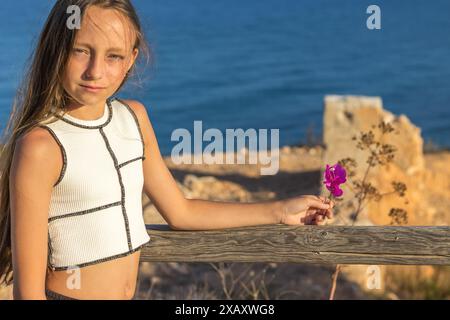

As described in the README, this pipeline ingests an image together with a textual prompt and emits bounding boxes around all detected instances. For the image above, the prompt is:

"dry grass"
[133,261,368,300]
[133,263,450,300]
[384,266,450,300]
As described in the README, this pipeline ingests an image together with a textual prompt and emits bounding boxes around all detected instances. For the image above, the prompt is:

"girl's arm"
[9,128,61,299]
[126,100,334,231]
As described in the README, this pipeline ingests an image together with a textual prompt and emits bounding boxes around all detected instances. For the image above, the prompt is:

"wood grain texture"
[141,224,450,265]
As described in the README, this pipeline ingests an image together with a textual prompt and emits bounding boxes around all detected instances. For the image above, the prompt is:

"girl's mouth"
[80,84,106,93]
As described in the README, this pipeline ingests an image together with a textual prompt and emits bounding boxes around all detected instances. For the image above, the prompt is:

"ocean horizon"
[1,0,449,156]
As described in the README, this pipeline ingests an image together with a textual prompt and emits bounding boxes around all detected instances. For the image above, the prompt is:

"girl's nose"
[85,54,104,80]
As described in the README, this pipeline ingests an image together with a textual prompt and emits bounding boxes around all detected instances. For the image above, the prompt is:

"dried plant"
[209,262,276,300]
[328,120,410,300]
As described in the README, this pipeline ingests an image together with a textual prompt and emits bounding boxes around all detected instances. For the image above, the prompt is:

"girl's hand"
[279,195,335,226]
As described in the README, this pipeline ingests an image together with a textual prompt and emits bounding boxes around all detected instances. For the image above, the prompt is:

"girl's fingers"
[314,217,324,225]
[315,209,333,221]
[306,214,316,225]
[304,207,335,225]
[318,196,335,209]
[324,209,333,219]
[305,195,335,211]
[317,208,333,219]
[308,198,331,210]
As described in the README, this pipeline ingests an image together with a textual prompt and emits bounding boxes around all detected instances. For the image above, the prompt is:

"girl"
[0,0,334,300]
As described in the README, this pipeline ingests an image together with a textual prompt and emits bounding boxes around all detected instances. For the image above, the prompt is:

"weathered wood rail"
[140,225,450,265]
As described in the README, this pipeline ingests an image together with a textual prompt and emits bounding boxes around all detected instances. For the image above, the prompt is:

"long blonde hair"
[0,0,152,287]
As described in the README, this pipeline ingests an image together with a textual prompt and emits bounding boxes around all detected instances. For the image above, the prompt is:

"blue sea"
[1,0,449,155]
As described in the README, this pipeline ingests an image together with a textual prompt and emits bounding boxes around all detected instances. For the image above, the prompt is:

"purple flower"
[323,163,347,197]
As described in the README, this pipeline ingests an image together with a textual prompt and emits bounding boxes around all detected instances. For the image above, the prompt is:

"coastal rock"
[182,174,252,202]
[322,95,428,226]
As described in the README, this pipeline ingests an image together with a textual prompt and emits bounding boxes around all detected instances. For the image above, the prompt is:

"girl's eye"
[108,54,125,61]
[73,48,89,55]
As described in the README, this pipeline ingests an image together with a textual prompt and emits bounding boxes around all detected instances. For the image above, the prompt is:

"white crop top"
[38,97,150,271]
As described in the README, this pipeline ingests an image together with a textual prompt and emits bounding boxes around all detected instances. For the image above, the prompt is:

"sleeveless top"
[38,97,151,271]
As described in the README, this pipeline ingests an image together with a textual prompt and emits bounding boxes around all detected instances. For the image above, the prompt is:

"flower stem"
[328,157,374,300]
[329,265,341,300]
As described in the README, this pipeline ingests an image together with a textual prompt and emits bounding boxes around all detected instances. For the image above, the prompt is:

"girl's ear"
[128,48,139,72]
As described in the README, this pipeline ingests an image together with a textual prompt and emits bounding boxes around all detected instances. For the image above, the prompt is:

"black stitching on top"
[47,232,54,270]
[53,98,114,129]
[48,201,122,223]
[38,125,67,187]
[99,127,133,251]
[49,238,150,271]
[116,98,146,160]
[118,156,145,169]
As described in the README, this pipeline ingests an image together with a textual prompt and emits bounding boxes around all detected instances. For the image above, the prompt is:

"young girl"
[0,0,334,300]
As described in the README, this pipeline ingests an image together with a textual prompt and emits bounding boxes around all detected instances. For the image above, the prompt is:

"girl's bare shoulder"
[16,126,59,154]
[13,126,63,187]
[120,99,148,121]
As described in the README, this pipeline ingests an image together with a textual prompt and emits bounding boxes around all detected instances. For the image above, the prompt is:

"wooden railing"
[140,225,450,265]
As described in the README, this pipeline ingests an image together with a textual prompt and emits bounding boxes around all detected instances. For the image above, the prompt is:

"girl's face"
[62,6,138,108]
